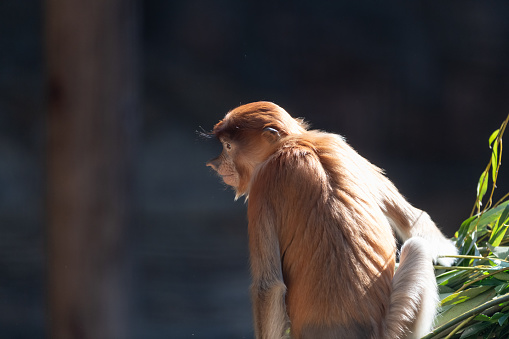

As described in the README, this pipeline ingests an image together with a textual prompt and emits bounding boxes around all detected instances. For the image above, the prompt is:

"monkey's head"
[207,101,308,198]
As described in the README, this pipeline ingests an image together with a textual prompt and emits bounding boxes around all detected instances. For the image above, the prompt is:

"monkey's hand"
[431,238,458,267]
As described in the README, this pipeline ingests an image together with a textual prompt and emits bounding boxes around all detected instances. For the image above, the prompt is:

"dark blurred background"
[1,0,509,338]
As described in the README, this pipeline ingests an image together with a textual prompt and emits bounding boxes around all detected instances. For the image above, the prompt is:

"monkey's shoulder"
[250,137,329,190]
[267,138,322,168]
[272,131,343,156]
[266,132,352,171]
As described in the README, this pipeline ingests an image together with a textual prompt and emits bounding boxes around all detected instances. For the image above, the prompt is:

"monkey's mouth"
[220,174,236,186]
[221,174,233,181]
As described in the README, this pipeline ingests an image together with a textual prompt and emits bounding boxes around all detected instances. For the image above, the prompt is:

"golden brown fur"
[207,102,456,339]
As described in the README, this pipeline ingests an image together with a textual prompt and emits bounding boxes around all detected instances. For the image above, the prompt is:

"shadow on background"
[1,1,509,338]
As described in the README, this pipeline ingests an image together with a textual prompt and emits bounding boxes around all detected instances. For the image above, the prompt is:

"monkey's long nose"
[206,157,219,171]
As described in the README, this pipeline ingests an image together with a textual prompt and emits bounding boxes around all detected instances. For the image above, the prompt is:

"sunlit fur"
[207,102,457,339]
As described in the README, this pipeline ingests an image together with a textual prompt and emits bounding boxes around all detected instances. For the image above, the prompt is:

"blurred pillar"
[45,1,139,338]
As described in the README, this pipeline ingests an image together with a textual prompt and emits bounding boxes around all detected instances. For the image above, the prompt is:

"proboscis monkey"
[206,102,457,339]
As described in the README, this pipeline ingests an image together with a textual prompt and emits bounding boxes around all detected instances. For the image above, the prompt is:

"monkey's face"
[206,138,240,188]
[207,102,296,197]
[207,131,278,198]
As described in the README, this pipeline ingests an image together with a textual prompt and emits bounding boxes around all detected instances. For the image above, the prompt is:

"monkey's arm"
[247,215,288,339]
[245,150,319,339]
[378,175,458,266]
[247,190,289,339]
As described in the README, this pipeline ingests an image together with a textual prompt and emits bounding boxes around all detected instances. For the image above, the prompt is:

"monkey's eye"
[225,142,232,150]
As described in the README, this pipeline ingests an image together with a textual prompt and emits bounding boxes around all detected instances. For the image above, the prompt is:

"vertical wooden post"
[45,1,138,338]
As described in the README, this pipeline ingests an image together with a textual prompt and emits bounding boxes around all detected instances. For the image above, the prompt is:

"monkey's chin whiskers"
[220,175,235,186]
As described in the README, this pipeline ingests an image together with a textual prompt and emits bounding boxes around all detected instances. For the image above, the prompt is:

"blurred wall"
[1,0,509,338]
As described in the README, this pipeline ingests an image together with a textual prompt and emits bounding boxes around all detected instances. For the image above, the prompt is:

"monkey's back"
[248,131,396,338]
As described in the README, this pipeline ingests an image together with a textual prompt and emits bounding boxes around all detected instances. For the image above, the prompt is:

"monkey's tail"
[384,237,439,339]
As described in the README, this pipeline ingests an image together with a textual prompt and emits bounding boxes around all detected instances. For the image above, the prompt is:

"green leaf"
[489,261,509,269]
[462,230,477,256]
[489,128,501,185]
[494,273,509,282]
[495,283,509,294]
[471,275,508,287]
[472,312,506,326]
[459,231,480,266]
[492,139,499,182]
[489,224,508,247]
[456,215,478,247]
[435,288,497,328]
[441,286,493,306]
[490,312,506,321]
[489,129,500,147]
[497,203,509,228]
[499,313,509,326]
[436,269,470,286]
[489,224,509,247]
[488,205,509,246]
[439,285,456,294]
[473,313,491,322]
[479,201,509,229]
[477,171,489,207]
[487,244,509,260]
[488,204,509,246]
[459,321,494,338]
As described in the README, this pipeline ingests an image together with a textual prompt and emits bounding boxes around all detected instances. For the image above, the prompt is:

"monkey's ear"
[262,127,280,143]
